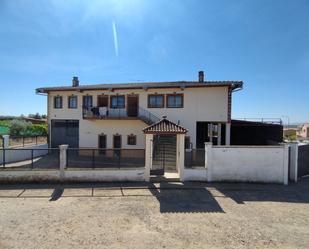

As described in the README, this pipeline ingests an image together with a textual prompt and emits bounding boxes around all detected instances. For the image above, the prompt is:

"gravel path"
[0,179,309,249]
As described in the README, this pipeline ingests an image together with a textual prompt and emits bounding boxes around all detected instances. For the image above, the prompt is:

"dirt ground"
[0,179,309,249]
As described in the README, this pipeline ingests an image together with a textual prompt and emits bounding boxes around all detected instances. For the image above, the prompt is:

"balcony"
[83,106,160,125]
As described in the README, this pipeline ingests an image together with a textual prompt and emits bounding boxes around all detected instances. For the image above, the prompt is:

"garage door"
[51,120,79,148]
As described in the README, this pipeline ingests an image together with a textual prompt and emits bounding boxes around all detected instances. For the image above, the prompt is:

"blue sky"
[0,0,308,123]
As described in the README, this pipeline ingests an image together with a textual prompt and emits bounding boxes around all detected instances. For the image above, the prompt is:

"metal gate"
[50,120,79,148]
[298,144,309,178]
[151,135,176,175]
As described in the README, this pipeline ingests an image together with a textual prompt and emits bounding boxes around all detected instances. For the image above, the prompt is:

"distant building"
[297,123,309,138]
[283,128,297,137]
[22,117,47,125]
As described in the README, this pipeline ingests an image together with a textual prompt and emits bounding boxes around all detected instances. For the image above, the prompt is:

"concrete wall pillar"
[177,134,185,181]
[205,142,213,182]
[289,143,298,182]
[217,124,222,146]
[283,144,289,185]
[59,144,68,180]
[209,123,213,143]
[144,134,153,182]
[225,123,231,145]
[2,135,10,149]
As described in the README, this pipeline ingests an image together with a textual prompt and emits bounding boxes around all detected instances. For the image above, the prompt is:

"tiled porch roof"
[143,117,188,134]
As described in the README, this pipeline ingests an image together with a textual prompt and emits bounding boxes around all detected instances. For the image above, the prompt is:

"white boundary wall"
[0,169,144,182]
[0,144,48,164]
[206,144,289,185]
[182,168,207,181]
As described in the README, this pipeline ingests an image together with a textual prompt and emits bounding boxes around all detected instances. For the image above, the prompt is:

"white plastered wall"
[207,145,289,184]
[47,86,229,149]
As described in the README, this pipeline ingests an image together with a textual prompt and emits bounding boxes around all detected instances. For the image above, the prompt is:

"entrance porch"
[143,117,188,181]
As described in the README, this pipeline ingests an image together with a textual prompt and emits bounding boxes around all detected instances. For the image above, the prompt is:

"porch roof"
[143,117,188,134]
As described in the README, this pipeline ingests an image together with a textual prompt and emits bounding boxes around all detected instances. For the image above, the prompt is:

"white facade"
[46,85,231,149]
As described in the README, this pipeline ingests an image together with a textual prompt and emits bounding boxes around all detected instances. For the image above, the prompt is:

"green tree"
[9,119,32,136]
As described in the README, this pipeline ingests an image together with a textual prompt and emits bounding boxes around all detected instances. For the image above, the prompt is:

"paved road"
[0,179,309,249]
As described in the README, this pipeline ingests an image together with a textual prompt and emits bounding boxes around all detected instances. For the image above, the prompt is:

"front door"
[113,134,122,158]
[97,95,108,107]
[98,134,106,154]
[127,95,138,117]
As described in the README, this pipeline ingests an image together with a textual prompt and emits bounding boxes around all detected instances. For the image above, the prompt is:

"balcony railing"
[138,107,160,125]
[83,107,130,119]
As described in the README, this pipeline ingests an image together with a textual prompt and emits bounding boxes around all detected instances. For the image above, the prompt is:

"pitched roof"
[143,117,188,134]
[36,80,243,93]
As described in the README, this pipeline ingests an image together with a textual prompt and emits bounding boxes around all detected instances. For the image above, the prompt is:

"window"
[127,134,137,145]
[98,134,107,155]
[148,94,164,108]
[166,94,183,108]
[68,95,77,109]
[83,95,93,108]
[54,96,62,109]
[110,95,125,108]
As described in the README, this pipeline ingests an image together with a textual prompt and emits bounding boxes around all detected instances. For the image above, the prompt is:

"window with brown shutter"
[166,94,183,108]
[127,134,137,145]
[148,94,164,108]
[54,96,63,109]
[68,95,77,109]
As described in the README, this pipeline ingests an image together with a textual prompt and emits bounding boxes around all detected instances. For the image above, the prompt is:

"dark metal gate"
[151,135,176,175]
[51,120,79,148]
[298,144,309,178]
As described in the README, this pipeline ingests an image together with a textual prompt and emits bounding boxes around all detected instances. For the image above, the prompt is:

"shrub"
[25,124,48,136]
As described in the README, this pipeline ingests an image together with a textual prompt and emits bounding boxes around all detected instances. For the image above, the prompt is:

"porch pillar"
[144,134,153,182]
[177,134,185,181]
[225,123,231,145]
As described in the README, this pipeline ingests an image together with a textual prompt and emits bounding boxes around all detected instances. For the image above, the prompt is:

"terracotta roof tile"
[143,117,187,134]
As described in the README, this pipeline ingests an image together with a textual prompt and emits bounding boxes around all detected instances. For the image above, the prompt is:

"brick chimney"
[198,71,204,83]
[72,76,79,87]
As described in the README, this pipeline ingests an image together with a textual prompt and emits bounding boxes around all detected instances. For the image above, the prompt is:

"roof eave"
[36,81,244,93]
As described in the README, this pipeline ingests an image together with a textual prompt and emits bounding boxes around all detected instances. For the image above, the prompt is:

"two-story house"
[36,71,243,174]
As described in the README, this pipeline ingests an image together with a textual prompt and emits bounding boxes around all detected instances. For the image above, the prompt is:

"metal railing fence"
[0,148,59,170]
[66,148,145,169]
[9,135,48,148]
[185,149,205,168]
